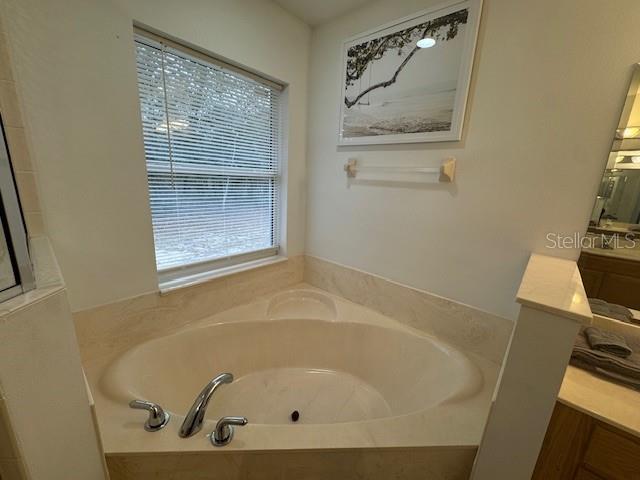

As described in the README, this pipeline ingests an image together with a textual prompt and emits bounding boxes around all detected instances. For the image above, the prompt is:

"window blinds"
[134,33,281,272]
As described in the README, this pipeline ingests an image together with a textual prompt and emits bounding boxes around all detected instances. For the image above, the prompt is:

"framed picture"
[338,0,482,145]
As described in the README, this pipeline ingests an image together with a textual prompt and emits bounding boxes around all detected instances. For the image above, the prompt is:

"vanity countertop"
[559,365,640,439]
[582,245,640,262]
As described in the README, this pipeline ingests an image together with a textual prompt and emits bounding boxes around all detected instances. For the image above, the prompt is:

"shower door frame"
[0,116,35,302]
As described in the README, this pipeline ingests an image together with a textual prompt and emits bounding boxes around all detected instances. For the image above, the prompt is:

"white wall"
[306,0,640,319]
[7,0,640,318]
[0,289,106,479]
[3,0,310,311]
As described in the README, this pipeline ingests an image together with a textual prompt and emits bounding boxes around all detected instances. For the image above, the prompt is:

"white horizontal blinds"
[134,34,281,271]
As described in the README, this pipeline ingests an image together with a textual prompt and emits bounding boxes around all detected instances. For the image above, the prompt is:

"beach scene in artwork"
[342,8,468,138]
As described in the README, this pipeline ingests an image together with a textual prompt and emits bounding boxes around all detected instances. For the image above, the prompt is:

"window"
[134,31,282,282]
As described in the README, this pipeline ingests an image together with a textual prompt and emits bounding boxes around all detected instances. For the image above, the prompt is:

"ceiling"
[273,0,373,26]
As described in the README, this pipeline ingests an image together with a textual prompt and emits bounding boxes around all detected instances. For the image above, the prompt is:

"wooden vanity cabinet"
[533,402,640,480]
[578,252,640,310]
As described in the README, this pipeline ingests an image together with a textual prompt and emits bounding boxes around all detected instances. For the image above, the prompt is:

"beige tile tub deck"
[84,286,498,465]
[76,257,511,479]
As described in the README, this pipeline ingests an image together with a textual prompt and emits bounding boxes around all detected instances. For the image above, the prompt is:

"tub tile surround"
[106,447,477,480]
[74,254,512,369]
[0,235,100,480]
[0,79,23,128]
[0,288,107,480]
[75,255,513,478]
[304,255,514,365]
[90,287,499,449]
[0,12,46,241]
[76,265,506,478]
[0,31,14,82]
[0,236,64,319]
[0,235,105,480]
[74,255,305,366]
[0,395,28,480]
[0,397,20,459]
[84,285,499,480]
[0,459,29,480]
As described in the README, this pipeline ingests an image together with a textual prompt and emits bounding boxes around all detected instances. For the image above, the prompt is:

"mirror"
[579,64,640,315]
[590,165,640,228]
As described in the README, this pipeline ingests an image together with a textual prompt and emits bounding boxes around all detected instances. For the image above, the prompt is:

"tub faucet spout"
[179,372,233,438]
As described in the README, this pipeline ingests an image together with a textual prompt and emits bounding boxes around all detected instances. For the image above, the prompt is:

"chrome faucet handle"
[179,372,234,438]
[129,400,170,432]
[210,416,248,447]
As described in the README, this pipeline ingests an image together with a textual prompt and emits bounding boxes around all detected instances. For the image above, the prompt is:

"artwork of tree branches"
[339,2,479,144]
[345,10,468,108]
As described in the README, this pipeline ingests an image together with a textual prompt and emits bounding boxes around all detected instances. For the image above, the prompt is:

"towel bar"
[343,157,456,183]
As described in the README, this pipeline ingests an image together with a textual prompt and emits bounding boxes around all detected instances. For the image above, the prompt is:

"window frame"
[133,28,286,288]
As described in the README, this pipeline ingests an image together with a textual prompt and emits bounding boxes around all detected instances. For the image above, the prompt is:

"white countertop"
[559,365,640,438]
[559,314,640,439]
[582,245,640,262]
[516,254,592,323]
[582,231,640,262]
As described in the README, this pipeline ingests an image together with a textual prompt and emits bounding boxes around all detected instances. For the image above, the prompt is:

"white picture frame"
[338,0,482,146]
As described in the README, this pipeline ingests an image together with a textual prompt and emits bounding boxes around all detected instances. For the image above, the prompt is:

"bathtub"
[86,287,499,477]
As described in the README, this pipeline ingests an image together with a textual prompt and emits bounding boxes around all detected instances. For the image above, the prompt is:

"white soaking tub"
[87,287,499,469]
[102,317,481,426]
